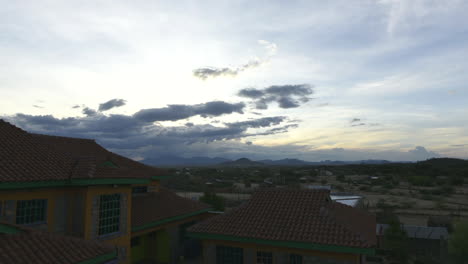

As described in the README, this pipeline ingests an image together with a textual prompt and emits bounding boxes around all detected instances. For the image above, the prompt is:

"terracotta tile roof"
[32,133,165,179]
[132,188,211,229]
[0,120,74,182]
[0,222,115,264]
[0,119,164,183]
[188,189,376,249]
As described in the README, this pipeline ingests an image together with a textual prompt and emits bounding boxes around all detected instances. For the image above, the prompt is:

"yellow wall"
[204,240,360,263]
[0,180,168,264]
[0,187,83,233]
[84,186,133,264]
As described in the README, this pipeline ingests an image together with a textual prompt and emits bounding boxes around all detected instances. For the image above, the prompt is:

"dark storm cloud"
[98,99,126,112]
[4,105,290,153]
[237,84,313,109]
[278,97,300,108]
[133,101,245,122]
[225,116,286,129]
[82,107,98,117]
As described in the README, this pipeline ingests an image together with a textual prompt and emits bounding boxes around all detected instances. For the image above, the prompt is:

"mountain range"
[142,156,394,167]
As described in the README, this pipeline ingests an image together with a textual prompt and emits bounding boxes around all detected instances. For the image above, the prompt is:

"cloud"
[72,105,81,109]
[351,118,361,123]
[33,105,44,109]
[351,123,366,127]
[225,116,286,129]
[4,113,443,162]
[3,112,292,153]
[238,84,313,109]
[82,107,97,117]
[408,146,440,158]
[193,40,277,80]
[133,101,245,122]
[99,99,126,111]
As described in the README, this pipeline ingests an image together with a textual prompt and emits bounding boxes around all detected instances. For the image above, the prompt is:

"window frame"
[98,193,121,236]
[289,253,303,264]
[15,199,48,225]
[216,245,243,264]
[256,251,273,264]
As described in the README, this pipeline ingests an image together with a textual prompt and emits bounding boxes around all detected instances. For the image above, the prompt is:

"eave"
[187,232,375,255]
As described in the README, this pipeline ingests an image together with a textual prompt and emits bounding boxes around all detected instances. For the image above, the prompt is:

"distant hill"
[142,155,395,167]
[219,158,265,167]
[418,158,468,167]
[143,156,229,167]
[259,158,311,166]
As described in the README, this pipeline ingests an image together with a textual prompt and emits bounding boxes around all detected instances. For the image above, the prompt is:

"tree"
[449,220,468,263]
[199,192,225,211]
[384,219,409,263]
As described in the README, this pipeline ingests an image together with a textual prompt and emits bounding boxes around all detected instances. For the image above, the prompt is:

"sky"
[1,0,467,161]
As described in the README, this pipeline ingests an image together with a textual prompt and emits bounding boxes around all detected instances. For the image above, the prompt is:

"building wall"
[84,185,133,264]
[0,187,86,234]
[202,240,360,264]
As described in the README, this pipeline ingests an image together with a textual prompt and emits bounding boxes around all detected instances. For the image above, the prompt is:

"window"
[132,186,148,194]
[16,199,47,225]
[98,194,121,235]
[216,246,243,264]
[256,251,272,264]
[131,237,140,247]
[290,254,302,264]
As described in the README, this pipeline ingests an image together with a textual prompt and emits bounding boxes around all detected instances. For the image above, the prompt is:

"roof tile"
[188,189,376,249]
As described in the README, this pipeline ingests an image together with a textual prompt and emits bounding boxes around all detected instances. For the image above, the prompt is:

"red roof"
[0,223,115,264]
[132,188,210,229]
[188,189,376,249]
[0,119,163,183]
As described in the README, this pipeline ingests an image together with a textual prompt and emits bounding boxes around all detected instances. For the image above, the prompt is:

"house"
[330,193,363,208]
[188,189,376,264]
[376,224,448,261]
[0,120,211,263]
[0,222,117,264]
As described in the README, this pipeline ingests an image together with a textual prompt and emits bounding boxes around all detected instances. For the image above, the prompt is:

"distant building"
[331,194,363,208]
[189,189,376,264]
[304,185,332,191]
[376,224,448,261]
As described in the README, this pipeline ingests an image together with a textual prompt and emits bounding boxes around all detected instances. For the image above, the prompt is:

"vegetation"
[384,219,409,263]
[199,192,225,211]
[449,220,468,263]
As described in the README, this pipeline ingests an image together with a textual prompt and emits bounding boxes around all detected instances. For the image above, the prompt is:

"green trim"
[187,232,375,255]
[78,251,117,264]
[132,208,211,232]
[100,161,119,168]
[0,224,20,234]
[151,175,171,180]
[0,178,150,190]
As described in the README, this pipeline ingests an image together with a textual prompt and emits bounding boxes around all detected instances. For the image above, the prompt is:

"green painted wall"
[156,230,170,263]
[131,235,148,263]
